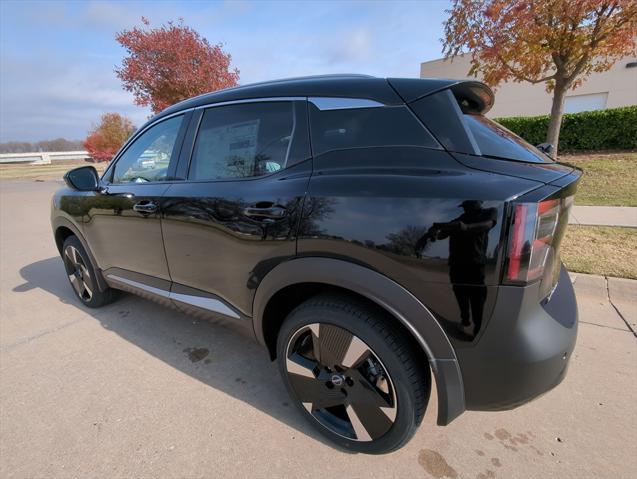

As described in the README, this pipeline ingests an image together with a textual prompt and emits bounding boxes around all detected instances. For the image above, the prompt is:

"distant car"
[51,75,580,454]
[137,151,157,169]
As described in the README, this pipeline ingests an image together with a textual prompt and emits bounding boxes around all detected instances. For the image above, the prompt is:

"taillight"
[505,197,572,284]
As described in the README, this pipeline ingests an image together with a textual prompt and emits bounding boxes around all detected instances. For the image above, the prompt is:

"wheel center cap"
[331,374,345,387]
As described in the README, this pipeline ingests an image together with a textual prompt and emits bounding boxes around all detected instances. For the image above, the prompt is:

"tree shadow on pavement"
[15,256,341,450]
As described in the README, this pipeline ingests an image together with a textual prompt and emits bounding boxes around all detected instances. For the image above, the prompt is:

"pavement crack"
[579,320,631,332]
[0,317,85,352]
[604,276,636,338]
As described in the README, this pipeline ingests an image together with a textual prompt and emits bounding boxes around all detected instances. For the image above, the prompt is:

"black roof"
[153,74,493,123]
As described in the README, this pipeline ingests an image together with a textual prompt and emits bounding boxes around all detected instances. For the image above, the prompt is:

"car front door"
[160,100,311,318]
[82,113,190,284]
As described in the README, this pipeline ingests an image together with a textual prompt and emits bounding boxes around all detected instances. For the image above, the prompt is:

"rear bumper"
[456,265,578,410]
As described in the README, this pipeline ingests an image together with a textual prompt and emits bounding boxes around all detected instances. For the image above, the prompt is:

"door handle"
[243,205,287,219]
[133,201,158,214]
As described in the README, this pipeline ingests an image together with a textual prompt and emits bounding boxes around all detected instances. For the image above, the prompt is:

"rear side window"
[309,104,439,156]
[463,114,550,163]
[189,102,295,180]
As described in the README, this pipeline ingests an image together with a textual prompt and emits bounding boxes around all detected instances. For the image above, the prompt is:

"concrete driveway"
[1,180,636,479]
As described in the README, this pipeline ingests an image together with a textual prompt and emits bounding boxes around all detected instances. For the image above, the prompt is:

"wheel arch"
[54,225,75,255]
[252,257,465,425]
[52,217,109,292]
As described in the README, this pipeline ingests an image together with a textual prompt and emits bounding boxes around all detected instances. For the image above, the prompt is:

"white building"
[420,54,637,118]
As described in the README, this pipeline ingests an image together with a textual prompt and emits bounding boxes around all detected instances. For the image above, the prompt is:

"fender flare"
[252,257,465,425]
[51,216,109,292]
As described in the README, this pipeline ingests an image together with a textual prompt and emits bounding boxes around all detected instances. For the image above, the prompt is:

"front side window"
[112,115,183,183]
[189,102,295,181]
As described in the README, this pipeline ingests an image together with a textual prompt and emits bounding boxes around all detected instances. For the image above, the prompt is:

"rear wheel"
[62,235,115,308]
[276,294,430,454]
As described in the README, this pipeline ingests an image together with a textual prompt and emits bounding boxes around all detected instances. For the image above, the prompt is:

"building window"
[564,92,608,114]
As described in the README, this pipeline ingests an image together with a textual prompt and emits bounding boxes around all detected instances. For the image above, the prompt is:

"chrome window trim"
[106,95,383,181]
[284,101,298,165]
[108,95,383,170]
[308,97,385,110]
[115,109,192,156]
[106,274,241,319]
[103,95,386,182]
[194,96,306,110]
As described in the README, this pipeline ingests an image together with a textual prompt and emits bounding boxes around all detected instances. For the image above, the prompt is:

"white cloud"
[0,53,149,142]
[81,0,195,31]
[327,26,374,64]
[1,0,451,142]
[214,1,449,83]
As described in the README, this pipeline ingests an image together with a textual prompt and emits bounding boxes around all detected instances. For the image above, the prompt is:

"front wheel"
[276,294,430,454]
[62,235,115,308]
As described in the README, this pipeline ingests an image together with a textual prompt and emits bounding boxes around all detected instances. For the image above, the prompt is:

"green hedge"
[495,106,637,152]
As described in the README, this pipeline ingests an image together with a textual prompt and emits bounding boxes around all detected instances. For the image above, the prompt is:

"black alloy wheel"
[277,294,430,454]
[62,235,115,308]
[63,243,94,303]
[285,322,398,442]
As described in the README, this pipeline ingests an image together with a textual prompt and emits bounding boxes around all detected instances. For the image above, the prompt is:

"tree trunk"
[546,80,568,157]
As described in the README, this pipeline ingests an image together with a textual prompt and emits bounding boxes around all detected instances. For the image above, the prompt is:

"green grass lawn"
[562,225,637,279]
[560,151,637,206]
[0,160,107,181]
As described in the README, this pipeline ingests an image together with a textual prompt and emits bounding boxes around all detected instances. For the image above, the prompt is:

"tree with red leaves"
[84,113,136,162]
[116,18,239,114]
[443,0,637,155]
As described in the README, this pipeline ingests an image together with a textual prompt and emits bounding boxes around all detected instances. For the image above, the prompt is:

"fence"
[0,151,91,165]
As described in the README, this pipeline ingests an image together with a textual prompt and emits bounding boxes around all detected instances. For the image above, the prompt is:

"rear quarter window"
[464,114,551,163]
[309,104,439,156]
[409,89,552,164]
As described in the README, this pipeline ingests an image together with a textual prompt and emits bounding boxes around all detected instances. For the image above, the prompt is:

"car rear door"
[83,112,191,285]
[160,99,311,318]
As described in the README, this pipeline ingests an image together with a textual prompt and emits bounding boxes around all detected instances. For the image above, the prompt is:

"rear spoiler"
[388,78,494,114]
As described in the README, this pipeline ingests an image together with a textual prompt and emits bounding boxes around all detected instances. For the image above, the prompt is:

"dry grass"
[561,225,637,279]
[0,160,107,181]
[560,151,637,206]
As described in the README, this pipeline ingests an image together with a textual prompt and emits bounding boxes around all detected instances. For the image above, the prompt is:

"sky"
[0,0,451,142]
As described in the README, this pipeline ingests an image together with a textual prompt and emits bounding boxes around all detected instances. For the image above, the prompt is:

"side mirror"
[264,161,282,173]
[64,166,99,191]
[536,142,554,156]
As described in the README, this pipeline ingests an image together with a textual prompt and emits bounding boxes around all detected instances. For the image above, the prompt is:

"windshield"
[464,114,552,163]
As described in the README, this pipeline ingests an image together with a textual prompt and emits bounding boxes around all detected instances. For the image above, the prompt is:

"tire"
[62,235,116,308]
[276,293,430,454]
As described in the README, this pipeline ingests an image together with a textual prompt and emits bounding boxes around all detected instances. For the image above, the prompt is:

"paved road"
[1,180,636,479]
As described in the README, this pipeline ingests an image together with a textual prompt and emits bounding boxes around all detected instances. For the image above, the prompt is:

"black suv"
[52,75,579,454]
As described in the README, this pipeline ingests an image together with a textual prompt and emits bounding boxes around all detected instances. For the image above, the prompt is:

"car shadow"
[14,256,343,450]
